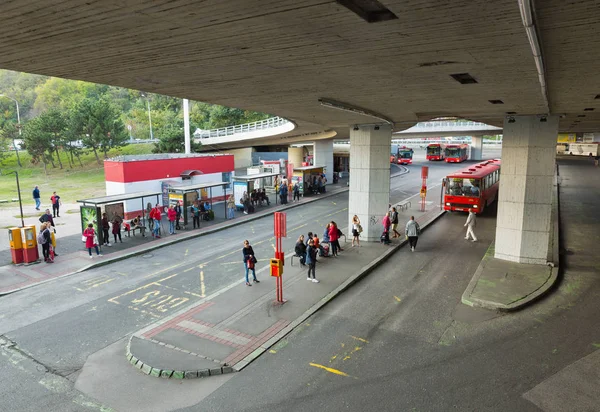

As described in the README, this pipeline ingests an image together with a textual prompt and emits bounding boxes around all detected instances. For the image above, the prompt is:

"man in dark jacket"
[33,186,41,210]
[39,209,55,228]
[242,240,260,286]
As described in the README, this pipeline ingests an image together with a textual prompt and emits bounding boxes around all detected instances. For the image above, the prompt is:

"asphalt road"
[0,148,507,412]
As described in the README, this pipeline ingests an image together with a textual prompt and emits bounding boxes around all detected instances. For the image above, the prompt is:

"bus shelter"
[292,165,325,196]
[232,171,282,208]
[168,181,229,228]
[77,191,161,244]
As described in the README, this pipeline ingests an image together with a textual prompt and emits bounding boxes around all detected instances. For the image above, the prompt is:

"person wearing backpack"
[38,222,52,263]
[305,239,319,283]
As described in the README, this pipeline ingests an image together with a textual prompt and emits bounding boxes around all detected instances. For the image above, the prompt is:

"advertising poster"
[233,181,247,207]
[80,205,103,245]
[105,203,124,222]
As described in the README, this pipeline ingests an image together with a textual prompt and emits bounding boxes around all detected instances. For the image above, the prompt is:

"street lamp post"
[140,92,154,140]
[1,170,24,227]
[0,94,22,167]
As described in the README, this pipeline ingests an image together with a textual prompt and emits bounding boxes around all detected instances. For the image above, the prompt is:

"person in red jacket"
[83,223,102,258]
[167,205,177,234]
[328,221,340,257]
[150,204,162,238]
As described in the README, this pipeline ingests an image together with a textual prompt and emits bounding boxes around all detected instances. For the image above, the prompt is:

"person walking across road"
[391,207,401,238]
[83,223,102,258]
[33,186,41,210]
[465,209,478,242]
[306,239,319,283]
[101,213,111,247]
[405,215,421,252]
[242,240,260,286]
[167,205,177,234]
[50,191,61,217]
[351,215,361,247]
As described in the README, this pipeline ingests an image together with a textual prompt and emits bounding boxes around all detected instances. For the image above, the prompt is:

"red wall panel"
[105,155,234,183]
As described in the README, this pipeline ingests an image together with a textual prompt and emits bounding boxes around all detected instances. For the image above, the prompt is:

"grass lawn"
[0,143,154,208]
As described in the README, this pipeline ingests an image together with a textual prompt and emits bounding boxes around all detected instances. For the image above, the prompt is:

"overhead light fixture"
[577,114,586,118]
[336,0,398,23]
[374,126,380,130]
[506,111,517,115]
[450,73,478,84]
[318,98,394,125]
[507,116,516,124]
[488,100,504,105]
[353,126,359,131]
[540,115,547,122]
[584,108,594,111]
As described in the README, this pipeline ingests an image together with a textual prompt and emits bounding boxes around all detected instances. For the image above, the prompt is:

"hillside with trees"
[0,69,270,170]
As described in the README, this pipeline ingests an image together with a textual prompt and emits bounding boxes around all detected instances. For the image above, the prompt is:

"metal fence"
[193,116,290,139]
[408,120,501,130]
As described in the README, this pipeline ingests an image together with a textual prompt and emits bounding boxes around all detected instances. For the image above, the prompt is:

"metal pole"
[147,99,154,140]
[0,95,22,167]
[183,99,191,154]
[14,171,24,228]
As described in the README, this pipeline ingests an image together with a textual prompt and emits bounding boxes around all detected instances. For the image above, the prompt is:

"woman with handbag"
[83,223,102,258]
[351,215,362,247]
[242,240,260,286]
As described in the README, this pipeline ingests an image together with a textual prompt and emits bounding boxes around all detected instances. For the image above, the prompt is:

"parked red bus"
[442,159,501,214]
[426,143,446,161]
[444,144,469,163]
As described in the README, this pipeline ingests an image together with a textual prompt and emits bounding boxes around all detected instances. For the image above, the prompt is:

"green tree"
[152,127,201,154]
[23,116,54,175]
[0,124,22,167]
[37,109,68,169]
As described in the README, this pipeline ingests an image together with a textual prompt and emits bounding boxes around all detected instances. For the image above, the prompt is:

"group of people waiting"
[190,201,212,228]
[240,189,270,214]
[293,221,344,283]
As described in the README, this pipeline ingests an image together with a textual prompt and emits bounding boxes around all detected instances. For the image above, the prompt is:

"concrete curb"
[128,205,446,378]
[461,167,561,312]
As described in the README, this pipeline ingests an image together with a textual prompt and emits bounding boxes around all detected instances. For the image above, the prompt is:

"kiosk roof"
[233,172,280,181]
[293,165,326,171]
[77,191,161,205]
[170,182,229,192]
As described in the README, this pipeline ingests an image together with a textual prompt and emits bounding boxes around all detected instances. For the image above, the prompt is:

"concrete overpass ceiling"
[0,0,586,132]
[536,0,600,133]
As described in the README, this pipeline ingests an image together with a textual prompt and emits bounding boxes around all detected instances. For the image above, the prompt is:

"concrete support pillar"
[471,136,483,160]
[287,147,304,169]
[313,139,334,183]
[348,125,391,241]
[494,115,558,264]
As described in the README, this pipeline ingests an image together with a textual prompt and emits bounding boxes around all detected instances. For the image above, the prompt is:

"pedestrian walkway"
[0,179,350,296]
[127,189,445,378]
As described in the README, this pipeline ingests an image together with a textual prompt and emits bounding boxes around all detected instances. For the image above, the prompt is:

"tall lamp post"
[140,92,154,140]
[0,170,24,227]
[0,94,22,167]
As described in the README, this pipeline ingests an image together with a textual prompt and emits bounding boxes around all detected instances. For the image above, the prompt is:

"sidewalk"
[0,179,353,296]
[461,169,560,311]
[126,189,445,379]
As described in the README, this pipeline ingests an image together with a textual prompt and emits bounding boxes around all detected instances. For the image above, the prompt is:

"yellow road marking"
[394,296,402,302]
[343,356,351,361]
[200,270,206,297]
[184,291,204,298]
[309,362,351,377]
[350,336,369,343]
[185,249,189,256]
[108,273,179,304]
[269,350,277,354]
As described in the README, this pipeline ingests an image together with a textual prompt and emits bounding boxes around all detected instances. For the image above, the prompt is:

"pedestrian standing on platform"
[51,191,61,217]
[167,205,177,234]
[242,240,260,286]
[112,216,123,243]
[83,223,102,258]
[151,204,162,238]
[33,186,41,210]
[405,216,421,252]
[595,155,599,167]
[322,223,331,244]
[227,195,236,219]
[306,239,319,283]
[293,182,300,202]
[174,203,182,230]
[39,209,55,228]
[328,221,340,257]
[352,215,361,247]
[391,207,401,238]
[101,213,111,246]
[464,209,478,242]
[191,202,200,228]
[39,222,51,263]
[295,235,307,267]
[306,232,314,246]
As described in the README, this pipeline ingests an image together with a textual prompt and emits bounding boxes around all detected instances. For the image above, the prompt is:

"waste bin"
[21,225,39,263]
[8,227,24,264]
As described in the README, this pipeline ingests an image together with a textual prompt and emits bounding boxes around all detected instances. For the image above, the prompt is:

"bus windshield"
[399,150,412,159]
[446,148,462,157]
[445,178,481,197]
[427,146,440,155]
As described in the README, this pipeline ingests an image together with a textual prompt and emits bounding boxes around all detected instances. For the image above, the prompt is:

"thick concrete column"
[494,115,558,264]
[471,136,483,160]
[348,125,391,241]
[287,147,304,168]
[313,139,334,183]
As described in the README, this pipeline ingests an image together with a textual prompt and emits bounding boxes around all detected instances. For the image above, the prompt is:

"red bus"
[443,159,501,214]
[426,143,446,161]
[390,146,413,165]
[444,144,469,163]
